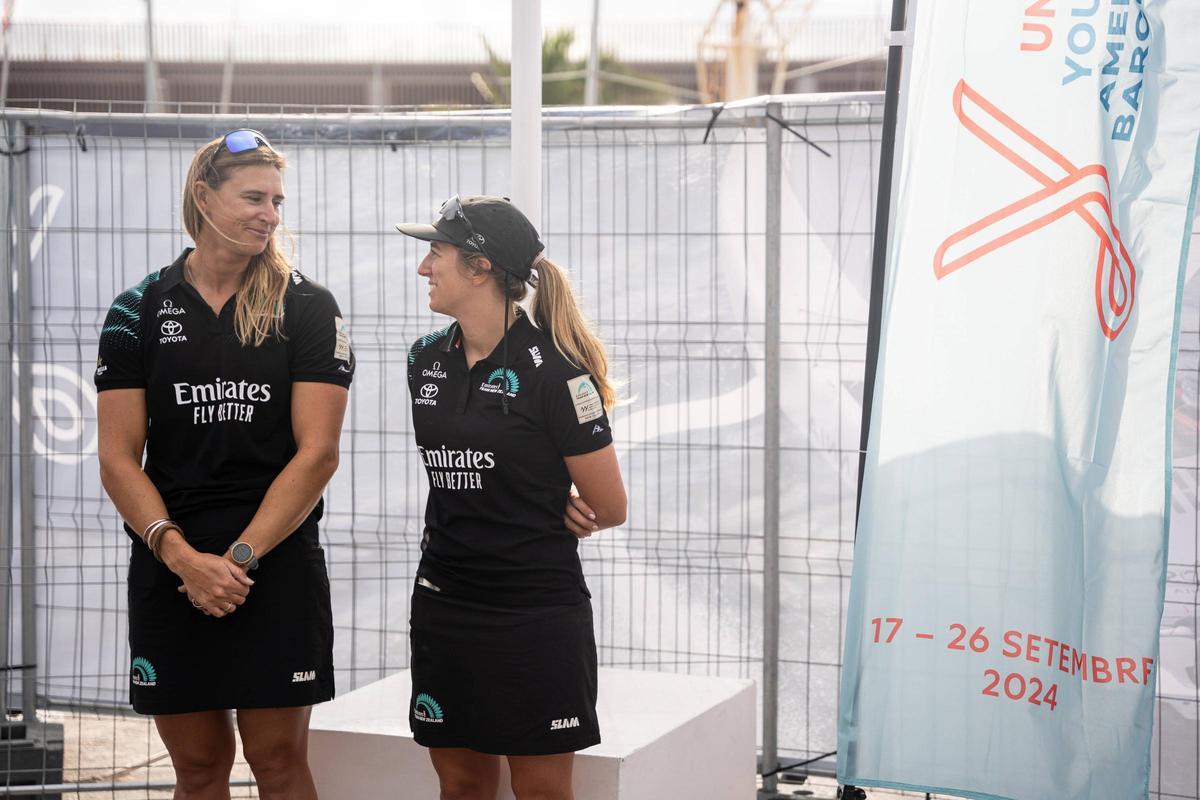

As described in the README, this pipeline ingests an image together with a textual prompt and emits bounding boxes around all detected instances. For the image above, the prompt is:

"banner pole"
[844,4,908,795]
[855,0,909,525]
[844,3,907,791]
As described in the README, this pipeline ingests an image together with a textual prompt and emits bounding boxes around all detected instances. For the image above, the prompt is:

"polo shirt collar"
[498,309,538,356]
[437,308,538,366]
[438,323,460,353]
[158,248,192,291]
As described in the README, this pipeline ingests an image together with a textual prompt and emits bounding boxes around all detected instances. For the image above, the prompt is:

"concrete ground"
[40,709,258,799]
[39,709,939,799]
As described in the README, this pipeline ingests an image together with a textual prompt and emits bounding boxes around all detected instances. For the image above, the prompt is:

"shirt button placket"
[455,368,471,414]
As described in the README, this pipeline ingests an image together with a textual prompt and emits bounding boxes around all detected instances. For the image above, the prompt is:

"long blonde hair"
[464,253,618,411]
[182,137,290,347]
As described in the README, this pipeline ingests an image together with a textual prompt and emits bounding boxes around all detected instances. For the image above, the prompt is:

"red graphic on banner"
[934,80,1136,340]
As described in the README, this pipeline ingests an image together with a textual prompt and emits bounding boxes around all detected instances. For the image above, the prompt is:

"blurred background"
[6,0,889,109]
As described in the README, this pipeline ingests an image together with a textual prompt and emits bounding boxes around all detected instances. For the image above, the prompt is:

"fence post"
[11,120,35,722]
[760,101,783,797]
[0,122,14,723]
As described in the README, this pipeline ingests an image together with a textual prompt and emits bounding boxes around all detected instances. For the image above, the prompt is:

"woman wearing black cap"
[96,130,353,799]
[397,195,627,799]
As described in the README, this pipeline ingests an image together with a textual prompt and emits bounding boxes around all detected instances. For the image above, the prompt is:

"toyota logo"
[420,383,438,399]
[161,320,182,336]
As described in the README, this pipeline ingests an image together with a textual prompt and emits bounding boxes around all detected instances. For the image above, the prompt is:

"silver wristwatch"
[227,541,259,570]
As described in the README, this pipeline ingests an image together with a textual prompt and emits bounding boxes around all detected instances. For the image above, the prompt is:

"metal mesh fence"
[0,95,1197,798]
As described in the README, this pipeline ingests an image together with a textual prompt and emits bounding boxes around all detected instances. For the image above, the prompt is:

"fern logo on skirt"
[414,692,445,724]
[131,656,157,687]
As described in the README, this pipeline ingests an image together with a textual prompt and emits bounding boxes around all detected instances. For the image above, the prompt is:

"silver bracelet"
[148,525,178,562]
[140,518,170,545]
[141,518,182,562]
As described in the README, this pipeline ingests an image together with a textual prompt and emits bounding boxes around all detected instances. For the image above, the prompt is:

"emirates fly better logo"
[933,80,1136,340]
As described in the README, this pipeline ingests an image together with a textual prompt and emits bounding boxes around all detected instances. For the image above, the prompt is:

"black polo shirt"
[95,249,355,536]
[408,310,613,606]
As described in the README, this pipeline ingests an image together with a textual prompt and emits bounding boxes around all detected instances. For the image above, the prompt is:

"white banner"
[840,2,1200,798]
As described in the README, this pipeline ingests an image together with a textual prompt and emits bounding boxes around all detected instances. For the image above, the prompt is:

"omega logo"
[158,298,186,317]
[422,361,448,380]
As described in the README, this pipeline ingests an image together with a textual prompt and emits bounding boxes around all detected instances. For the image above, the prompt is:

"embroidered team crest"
[567,375,603,424]
[480,368,520,398]
[333,317,352,362]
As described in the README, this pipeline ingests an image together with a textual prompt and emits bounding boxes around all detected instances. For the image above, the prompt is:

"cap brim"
[394,222,457,243]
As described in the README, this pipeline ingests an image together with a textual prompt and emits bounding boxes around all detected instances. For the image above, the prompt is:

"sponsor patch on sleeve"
[334,317,352,362]
[566,375,603,424]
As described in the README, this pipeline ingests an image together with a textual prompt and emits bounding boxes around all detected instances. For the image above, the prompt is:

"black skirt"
[408,581,599,755]
[126,510,334,715]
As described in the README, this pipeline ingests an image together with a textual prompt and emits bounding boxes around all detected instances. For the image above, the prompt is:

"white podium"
[308,667,756,799]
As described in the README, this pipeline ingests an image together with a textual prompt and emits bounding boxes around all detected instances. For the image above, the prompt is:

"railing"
[9,18,887,64]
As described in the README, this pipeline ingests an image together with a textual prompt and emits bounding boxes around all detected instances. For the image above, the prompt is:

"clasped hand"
[175,552,254,618]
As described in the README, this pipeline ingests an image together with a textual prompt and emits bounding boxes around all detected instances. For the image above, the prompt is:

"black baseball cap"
[395,195,544,282]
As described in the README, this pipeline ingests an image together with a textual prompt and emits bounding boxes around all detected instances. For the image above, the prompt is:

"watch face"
[231,542,253,563]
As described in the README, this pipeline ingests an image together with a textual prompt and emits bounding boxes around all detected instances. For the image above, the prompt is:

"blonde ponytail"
[531,258,618,411]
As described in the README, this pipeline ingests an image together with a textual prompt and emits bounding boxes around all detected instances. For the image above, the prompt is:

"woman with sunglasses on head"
[397,196,627,800]
[95,130,354,800]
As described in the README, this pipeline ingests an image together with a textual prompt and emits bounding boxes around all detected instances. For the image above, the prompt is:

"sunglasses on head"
[204,129,277,180]
[214,129,276,160]
[439,195,491,257]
